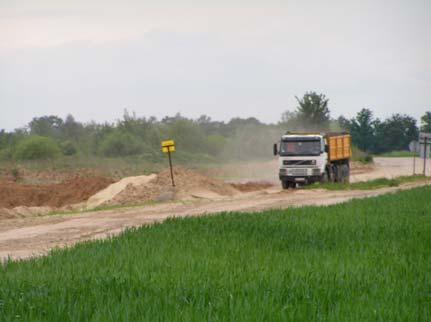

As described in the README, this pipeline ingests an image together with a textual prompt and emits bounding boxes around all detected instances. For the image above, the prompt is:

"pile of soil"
[86,174,157,209]
[91,167,239,208]
[0,176,114,209]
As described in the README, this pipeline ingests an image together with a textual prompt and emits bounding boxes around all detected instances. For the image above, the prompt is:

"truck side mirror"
[273,143,278,156]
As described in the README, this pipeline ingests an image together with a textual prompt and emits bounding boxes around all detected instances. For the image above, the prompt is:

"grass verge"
[306,175,428,190]
[376,151,418,157]
[1,187,430,321]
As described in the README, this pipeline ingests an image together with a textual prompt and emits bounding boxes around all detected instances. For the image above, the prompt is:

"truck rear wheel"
[335,165,343,183]
[341,164,350,183]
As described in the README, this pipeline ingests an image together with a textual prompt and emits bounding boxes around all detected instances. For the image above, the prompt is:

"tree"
[14,136,61,160]
[62,114,83,141]
[348,109,376,152]
[206,135,226,156]
[164,118,207,153]
[29,116,63,138]
[99,131,143,157]
[421,111,431,132]
[337,115,351,131]
[374,114,418,152]
[295,92,330,130]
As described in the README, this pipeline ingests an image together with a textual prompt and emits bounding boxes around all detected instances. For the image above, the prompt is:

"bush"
[352,145,374,164]
[0,148,13,161]
[60,141,77,156]
[206,135,226,156]
[11,168,20,181]
[14,136,60,160]
[99,132,143,157]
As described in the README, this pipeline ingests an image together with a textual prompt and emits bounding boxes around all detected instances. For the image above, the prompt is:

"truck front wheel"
[281,181,296,189]
[320,171,329,183]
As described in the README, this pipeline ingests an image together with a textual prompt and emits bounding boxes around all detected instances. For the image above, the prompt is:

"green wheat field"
[1,187,430,321]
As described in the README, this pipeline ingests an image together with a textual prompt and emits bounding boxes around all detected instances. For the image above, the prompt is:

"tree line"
[281,92,429,154]
[0,92,430,161]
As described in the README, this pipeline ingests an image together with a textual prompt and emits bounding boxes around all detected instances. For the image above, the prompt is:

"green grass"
[307,175,428,190]
[1,187,431,321]
[376,150,418,157]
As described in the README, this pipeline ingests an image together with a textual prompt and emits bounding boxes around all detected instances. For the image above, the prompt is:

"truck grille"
[283,160,314,166]
[287,168,308,176]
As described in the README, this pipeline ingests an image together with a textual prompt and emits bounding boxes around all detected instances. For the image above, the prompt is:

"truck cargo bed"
[327,134,352,161]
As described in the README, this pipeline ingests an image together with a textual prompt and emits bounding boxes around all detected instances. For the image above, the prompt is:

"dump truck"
[273,132,352,189]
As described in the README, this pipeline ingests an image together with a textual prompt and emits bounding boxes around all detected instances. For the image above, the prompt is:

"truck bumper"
[279,168,322,183]
[279,175,322,184]
[279,167,323,184]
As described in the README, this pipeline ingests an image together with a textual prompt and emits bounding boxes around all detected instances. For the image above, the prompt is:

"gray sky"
[1,0,430,130]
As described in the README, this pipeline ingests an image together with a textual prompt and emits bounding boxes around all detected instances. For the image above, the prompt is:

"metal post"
[413,152,416,175]
[424,137,428,176]
[168,149,175,187]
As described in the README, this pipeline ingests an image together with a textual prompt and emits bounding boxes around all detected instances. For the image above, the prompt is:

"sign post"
[424,137,427,176]
[409,141,420,175]
[409,140,419,175]
[419,133,431,176]
[161,140,176,187]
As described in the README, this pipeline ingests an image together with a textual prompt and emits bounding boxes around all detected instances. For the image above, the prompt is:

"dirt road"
[1,180,430,261]
[1,157,429,261]
[213,157,429,183]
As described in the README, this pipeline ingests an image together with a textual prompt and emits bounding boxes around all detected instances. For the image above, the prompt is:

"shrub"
[11,168,20,181]
[206,135,226,156]
[14,136,60,160]
[0,148,13,161]
[60,141,78,156]
[352,145,374,164]
[99,132,143,157]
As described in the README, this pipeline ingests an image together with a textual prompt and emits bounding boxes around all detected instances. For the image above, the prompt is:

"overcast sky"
[1,0,430,130]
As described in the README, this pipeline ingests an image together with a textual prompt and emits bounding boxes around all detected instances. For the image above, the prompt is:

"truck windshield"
[279,140,321,156]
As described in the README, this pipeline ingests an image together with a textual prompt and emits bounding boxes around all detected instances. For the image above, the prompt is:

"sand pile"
[87,167,239,208]
[86,174,157,209]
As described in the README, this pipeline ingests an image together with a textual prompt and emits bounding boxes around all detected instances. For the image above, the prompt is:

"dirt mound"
[86,174,157,209]
[0,176,114,209]
[92,167,239,208]
[230,182,274,192]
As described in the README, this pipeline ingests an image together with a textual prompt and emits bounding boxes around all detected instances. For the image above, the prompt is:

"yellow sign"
[162,146,175,153]
[161,140,175,147]
[161,139,175,153]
